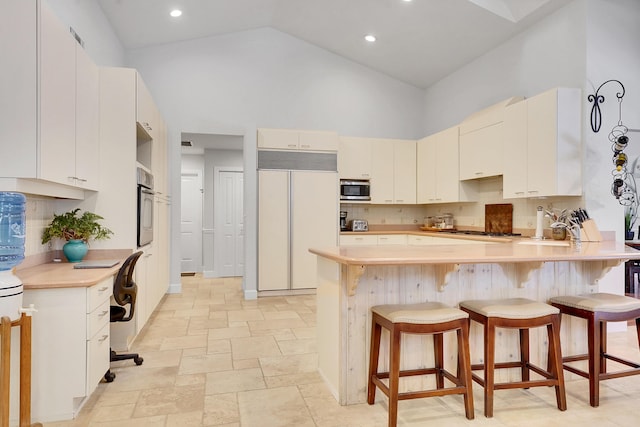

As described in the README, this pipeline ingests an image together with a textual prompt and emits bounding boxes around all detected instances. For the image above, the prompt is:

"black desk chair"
[104,251,144,382]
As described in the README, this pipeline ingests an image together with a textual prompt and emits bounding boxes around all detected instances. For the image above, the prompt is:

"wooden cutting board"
[485,204,513,234]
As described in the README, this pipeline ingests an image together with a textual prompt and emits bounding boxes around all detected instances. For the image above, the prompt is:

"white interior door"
[180,170,203,273]
[217,169,244,277]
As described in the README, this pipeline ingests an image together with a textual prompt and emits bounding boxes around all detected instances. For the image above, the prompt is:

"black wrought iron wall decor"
[588,79,636,229]
[588,79,626,133]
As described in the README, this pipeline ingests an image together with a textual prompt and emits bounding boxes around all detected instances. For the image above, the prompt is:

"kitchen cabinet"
[340,234,378,245]
[376,234,407,245]
[258,169,337,291]
[371,139,416,204]
[459,123,504,180]
[503,88,582,198]
[0,0,99,196]
[136,73,157,139]
[338,137,372,179]
[458,96,523,181]
[258,128,339,151]
[19,278,112,422]
[417,126,466,203]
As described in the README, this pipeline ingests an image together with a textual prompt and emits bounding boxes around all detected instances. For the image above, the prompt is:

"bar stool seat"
[549,293,640,407]
[367,302,474,427]
[459,298,567,418]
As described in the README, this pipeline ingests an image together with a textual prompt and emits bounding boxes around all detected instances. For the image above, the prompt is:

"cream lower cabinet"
[18,278,112,423]
[259,169,337,290]
[503,88,582,198]
[370,139,416,204]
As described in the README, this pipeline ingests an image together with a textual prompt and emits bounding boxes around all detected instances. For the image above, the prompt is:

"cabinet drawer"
[340,235,377,245]
[86,322,110,394]
[87,299,110,339]
[87,277,113,313]
[377,235,407,245]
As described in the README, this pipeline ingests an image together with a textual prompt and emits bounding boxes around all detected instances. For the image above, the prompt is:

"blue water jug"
[0,192,26,270]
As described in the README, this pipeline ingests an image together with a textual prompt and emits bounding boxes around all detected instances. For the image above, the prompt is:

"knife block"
[580,219,602,242]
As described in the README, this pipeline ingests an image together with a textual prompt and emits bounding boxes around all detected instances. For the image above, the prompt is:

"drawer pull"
[98,334,109,342]
[99,310,109,317]
[98,286,109,292]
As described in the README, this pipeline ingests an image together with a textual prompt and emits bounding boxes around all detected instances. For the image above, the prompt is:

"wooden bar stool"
[549,293,640,407]
[459,298,566,418]
[367,302,474,427]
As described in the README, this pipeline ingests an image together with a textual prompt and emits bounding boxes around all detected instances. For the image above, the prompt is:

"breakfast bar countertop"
[310,238,640,266]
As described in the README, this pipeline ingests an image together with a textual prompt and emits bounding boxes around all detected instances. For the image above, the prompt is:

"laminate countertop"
[310,239,640,266]
[16,250,132,289]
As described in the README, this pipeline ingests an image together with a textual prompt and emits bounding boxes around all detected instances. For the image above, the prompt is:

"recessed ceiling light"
[170,9,182,18]
[364,34,376,42]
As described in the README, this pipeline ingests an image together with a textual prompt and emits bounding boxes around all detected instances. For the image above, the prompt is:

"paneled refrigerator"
[258,150,338,291]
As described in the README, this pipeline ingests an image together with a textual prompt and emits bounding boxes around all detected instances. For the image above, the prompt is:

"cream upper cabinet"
[338,136,372,179]
[136,73,156,138]
[74,43,100,190]
[371,139,416,204]
[258,128,338,151]
[0,0,99,195]
[459,123,504,180]
[417,126,461,203]
[39,0,76,187]
[503,88,582,198]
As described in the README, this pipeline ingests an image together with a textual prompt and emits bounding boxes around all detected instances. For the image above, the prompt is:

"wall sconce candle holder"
[589,79,637,231]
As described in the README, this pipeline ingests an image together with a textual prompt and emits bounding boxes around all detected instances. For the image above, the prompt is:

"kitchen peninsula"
[310,236,640,406]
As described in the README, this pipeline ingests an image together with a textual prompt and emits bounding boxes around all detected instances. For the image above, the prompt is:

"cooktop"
[445,230,522,237]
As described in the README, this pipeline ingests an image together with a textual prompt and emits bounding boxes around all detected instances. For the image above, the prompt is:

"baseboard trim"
[243,289,258,300]
[167,282,182,294]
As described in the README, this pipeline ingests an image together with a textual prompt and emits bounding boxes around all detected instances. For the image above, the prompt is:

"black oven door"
[137,185,154,247]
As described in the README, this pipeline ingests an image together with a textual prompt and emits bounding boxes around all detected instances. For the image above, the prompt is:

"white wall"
[126,27,427,297]
[423,0,587,135]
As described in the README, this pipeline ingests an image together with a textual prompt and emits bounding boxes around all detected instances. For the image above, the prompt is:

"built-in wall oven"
[137,167,154,247]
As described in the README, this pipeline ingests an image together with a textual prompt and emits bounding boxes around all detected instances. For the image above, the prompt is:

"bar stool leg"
[636,318,640,347]
[458,322,475,419]
[434,332,445,389]
[519,328,530,384]
[600,320,607,374]
[388,327,402,427]
[548,317,567,411]
[587,314,600,407]
[484,320,496,418]
[367,318,382,405]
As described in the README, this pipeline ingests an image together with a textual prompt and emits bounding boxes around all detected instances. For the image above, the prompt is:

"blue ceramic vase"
[63,239,88,263]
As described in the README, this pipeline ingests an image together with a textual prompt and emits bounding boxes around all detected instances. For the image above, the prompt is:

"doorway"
[180,132,244,278]
[180,170,203,273]
[215,168,244,277]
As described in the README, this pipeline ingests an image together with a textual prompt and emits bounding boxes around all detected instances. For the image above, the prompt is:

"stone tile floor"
[44,275,640,426]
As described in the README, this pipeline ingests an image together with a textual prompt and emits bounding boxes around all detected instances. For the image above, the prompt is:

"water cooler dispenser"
[0,192,26,320]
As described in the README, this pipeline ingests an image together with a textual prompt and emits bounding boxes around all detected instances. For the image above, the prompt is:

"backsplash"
[341,177,584,235]
[24,195,56,257]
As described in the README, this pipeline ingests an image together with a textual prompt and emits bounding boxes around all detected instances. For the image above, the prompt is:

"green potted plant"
[625,207,635,240]
[41,208,113,262]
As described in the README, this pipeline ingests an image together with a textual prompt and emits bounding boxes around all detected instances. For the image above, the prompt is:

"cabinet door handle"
[300,144,311,148]
[98,334,109,342]
[98,286,109,292]
[76,178,87,183]
[287,144,297,148]
[475,172,483,176]
[99,310,108,317]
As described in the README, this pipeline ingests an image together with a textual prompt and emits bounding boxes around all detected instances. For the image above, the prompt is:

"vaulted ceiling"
[97,0,571,89]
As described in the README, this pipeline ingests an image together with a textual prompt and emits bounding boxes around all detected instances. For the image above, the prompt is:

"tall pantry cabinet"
[257,129,338,291]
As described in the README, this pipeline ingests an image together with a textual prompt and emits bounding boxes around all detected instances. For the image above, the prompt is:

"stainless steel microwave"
[340,179,370,201]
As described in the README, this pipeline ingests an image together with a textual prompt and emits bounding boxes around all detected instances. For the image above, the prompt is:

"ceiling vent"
[181,141,193,147]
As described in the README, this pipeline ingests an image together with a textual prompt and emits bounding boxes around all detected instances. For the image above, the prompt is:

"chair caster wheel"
[134,356,144,366]
[104,371,115,382]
